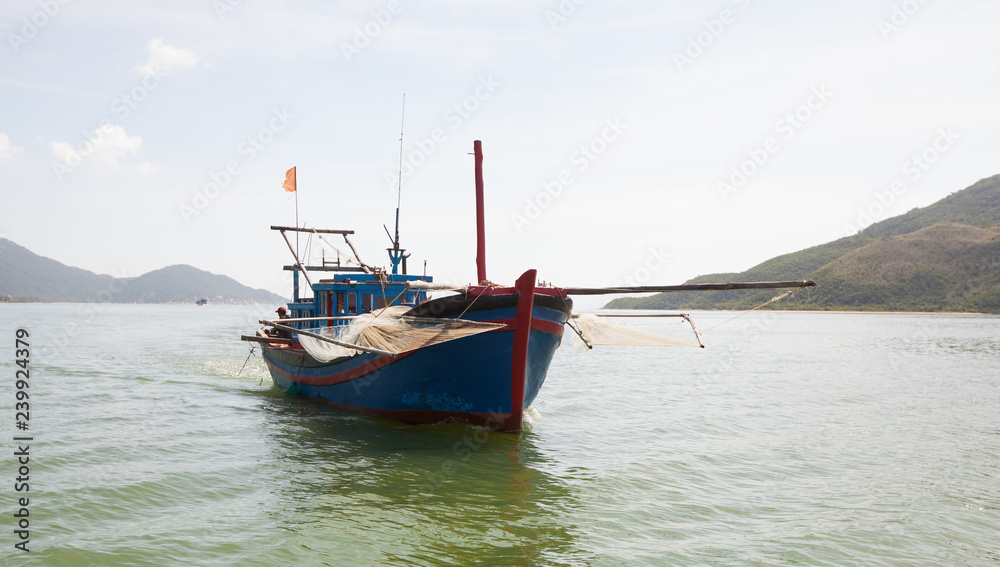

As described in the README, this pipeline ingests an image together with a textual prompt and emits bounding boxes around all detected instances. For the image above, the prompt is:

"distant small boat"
[241,140,815,431]
[196,298,208,306]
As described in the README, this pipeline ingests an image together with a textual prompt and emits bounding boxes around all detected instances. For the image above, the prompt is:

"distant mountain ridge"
[0,239,286,304]
[605,174,1000,313]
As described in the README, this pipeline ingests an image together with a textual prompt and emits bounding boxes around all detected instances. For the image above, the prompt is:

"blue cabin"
[285,273,431,330]
[271,226,431,330]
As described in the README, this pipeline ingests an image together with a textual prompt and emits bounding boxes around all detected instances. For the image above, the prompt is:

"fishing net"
[568,313,702,349]
[296,306,506,362]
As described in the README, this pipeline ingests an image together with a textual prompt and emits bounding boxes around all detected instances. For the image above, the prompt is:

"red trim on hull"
[264,313,566,388]
[489,317,565,338]
[265,349,417,387]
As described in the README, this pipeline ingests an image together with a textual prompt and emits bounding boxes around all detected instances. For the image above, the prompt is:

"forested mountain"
[605,174,1000,313]
[0,239,286,305]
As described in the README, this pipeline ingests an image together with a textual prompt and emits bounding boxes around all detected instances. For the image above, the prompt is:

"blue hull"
[261,300,569,431]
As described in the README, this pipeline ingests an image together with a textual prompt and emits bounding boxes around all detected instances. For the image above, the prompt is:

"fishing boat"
[242,140,815,431]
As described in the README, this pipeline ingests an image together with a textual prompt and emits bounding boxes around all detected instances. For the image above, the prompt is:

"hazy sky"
[2,1,997,309]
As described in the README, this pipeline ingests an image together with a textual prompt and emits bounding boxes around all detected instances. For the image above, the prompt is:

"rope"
[458,285,489,319]
[701,290,796,333]
[236,346,256,377]
[371,270,390,322]
[565,317,593,349]
[368,283,408,324]
[307,229,365,269]
[557,289,592,346]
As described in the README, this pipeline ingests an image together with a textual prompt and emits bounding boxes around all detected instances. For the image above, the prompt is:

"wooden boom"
[563,280,816,295]
[270,226,354,234]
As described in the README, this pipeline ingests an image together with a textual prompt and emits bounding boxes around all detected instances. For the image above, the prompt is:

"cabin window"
[361,294,373,313]
[375,296,388,310]
[318,294,327,318]
[346,293,357,314]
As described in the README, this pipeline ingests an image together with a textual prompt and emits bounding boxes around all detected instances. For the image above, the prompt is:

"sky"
[1,0,998,309]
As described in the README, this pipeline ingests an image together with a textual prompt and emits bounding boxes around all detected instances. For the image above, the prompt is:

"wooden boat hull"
[260,272,571,431]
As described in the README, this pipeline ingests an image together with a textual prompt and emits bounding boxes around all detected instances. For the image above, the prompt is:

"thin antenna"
[395,93,405,245]
[387,94,407,276]
[295,175,299,264]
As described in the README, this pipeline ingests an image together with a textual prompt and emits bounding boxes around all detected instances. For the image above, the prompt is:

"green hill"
[857,175,1000,239]
[810,223,1000,311]
[113,265,288,305]
[0,238,117,302]
[0,239,286,305]
[605,174,1000,313]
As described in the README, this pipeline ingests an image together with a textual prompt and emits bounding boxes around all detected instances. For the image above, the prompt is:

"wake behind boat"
[241,140,815,431]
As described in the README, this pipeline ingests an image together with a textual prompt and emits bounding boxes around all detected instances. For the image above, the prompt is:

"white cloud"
[133,161,161,175]
[0,133,24,162]
[136,38,199,78]
[50,125,142,171]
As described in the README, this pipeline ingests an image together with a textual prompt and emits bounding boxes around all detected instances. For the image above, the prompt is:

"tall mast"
[474,140,487,285]
[395,93,404,246]
[387,94,406,276]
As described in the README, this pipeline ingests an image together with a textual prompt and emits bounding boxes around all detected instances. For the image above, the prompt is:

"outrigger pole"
[562,280,816,295]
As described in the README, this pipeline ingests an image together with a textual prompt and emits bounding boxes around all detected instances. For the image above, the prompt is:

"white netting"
[295,306,506,362]
[404,280,469,292]
[568,314,702,349]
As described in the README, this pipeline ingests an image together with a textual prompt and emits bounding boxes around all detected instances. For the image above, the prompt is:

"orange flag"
[283,167,296,192]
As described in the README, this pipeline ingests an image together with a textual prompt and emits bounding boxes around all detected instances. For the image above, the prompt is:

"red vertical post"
[502,268,536,432]
[474,140,487,285]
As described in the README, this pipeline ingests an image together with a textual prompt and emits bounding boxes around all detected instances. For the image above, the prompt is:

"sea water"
[0,304,997,566]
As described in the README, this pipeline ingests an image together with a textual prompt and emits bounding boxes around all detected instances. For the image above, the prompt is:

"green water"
[1,304,998,566]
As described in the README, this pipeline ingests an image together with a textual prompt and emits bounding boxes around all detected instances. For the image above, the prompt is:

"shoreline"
[763,309,994,316]
[3,302,996,316]
[597,308,997,316]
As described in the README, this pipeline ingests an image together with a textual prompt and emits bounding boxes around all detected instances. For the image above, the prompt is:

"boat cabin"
[270,225,431,330]
[284,273,431,330]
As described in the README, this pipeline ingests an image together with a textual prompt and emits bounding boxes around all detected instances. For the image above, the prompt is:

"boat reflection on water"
[256,395,593,565]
